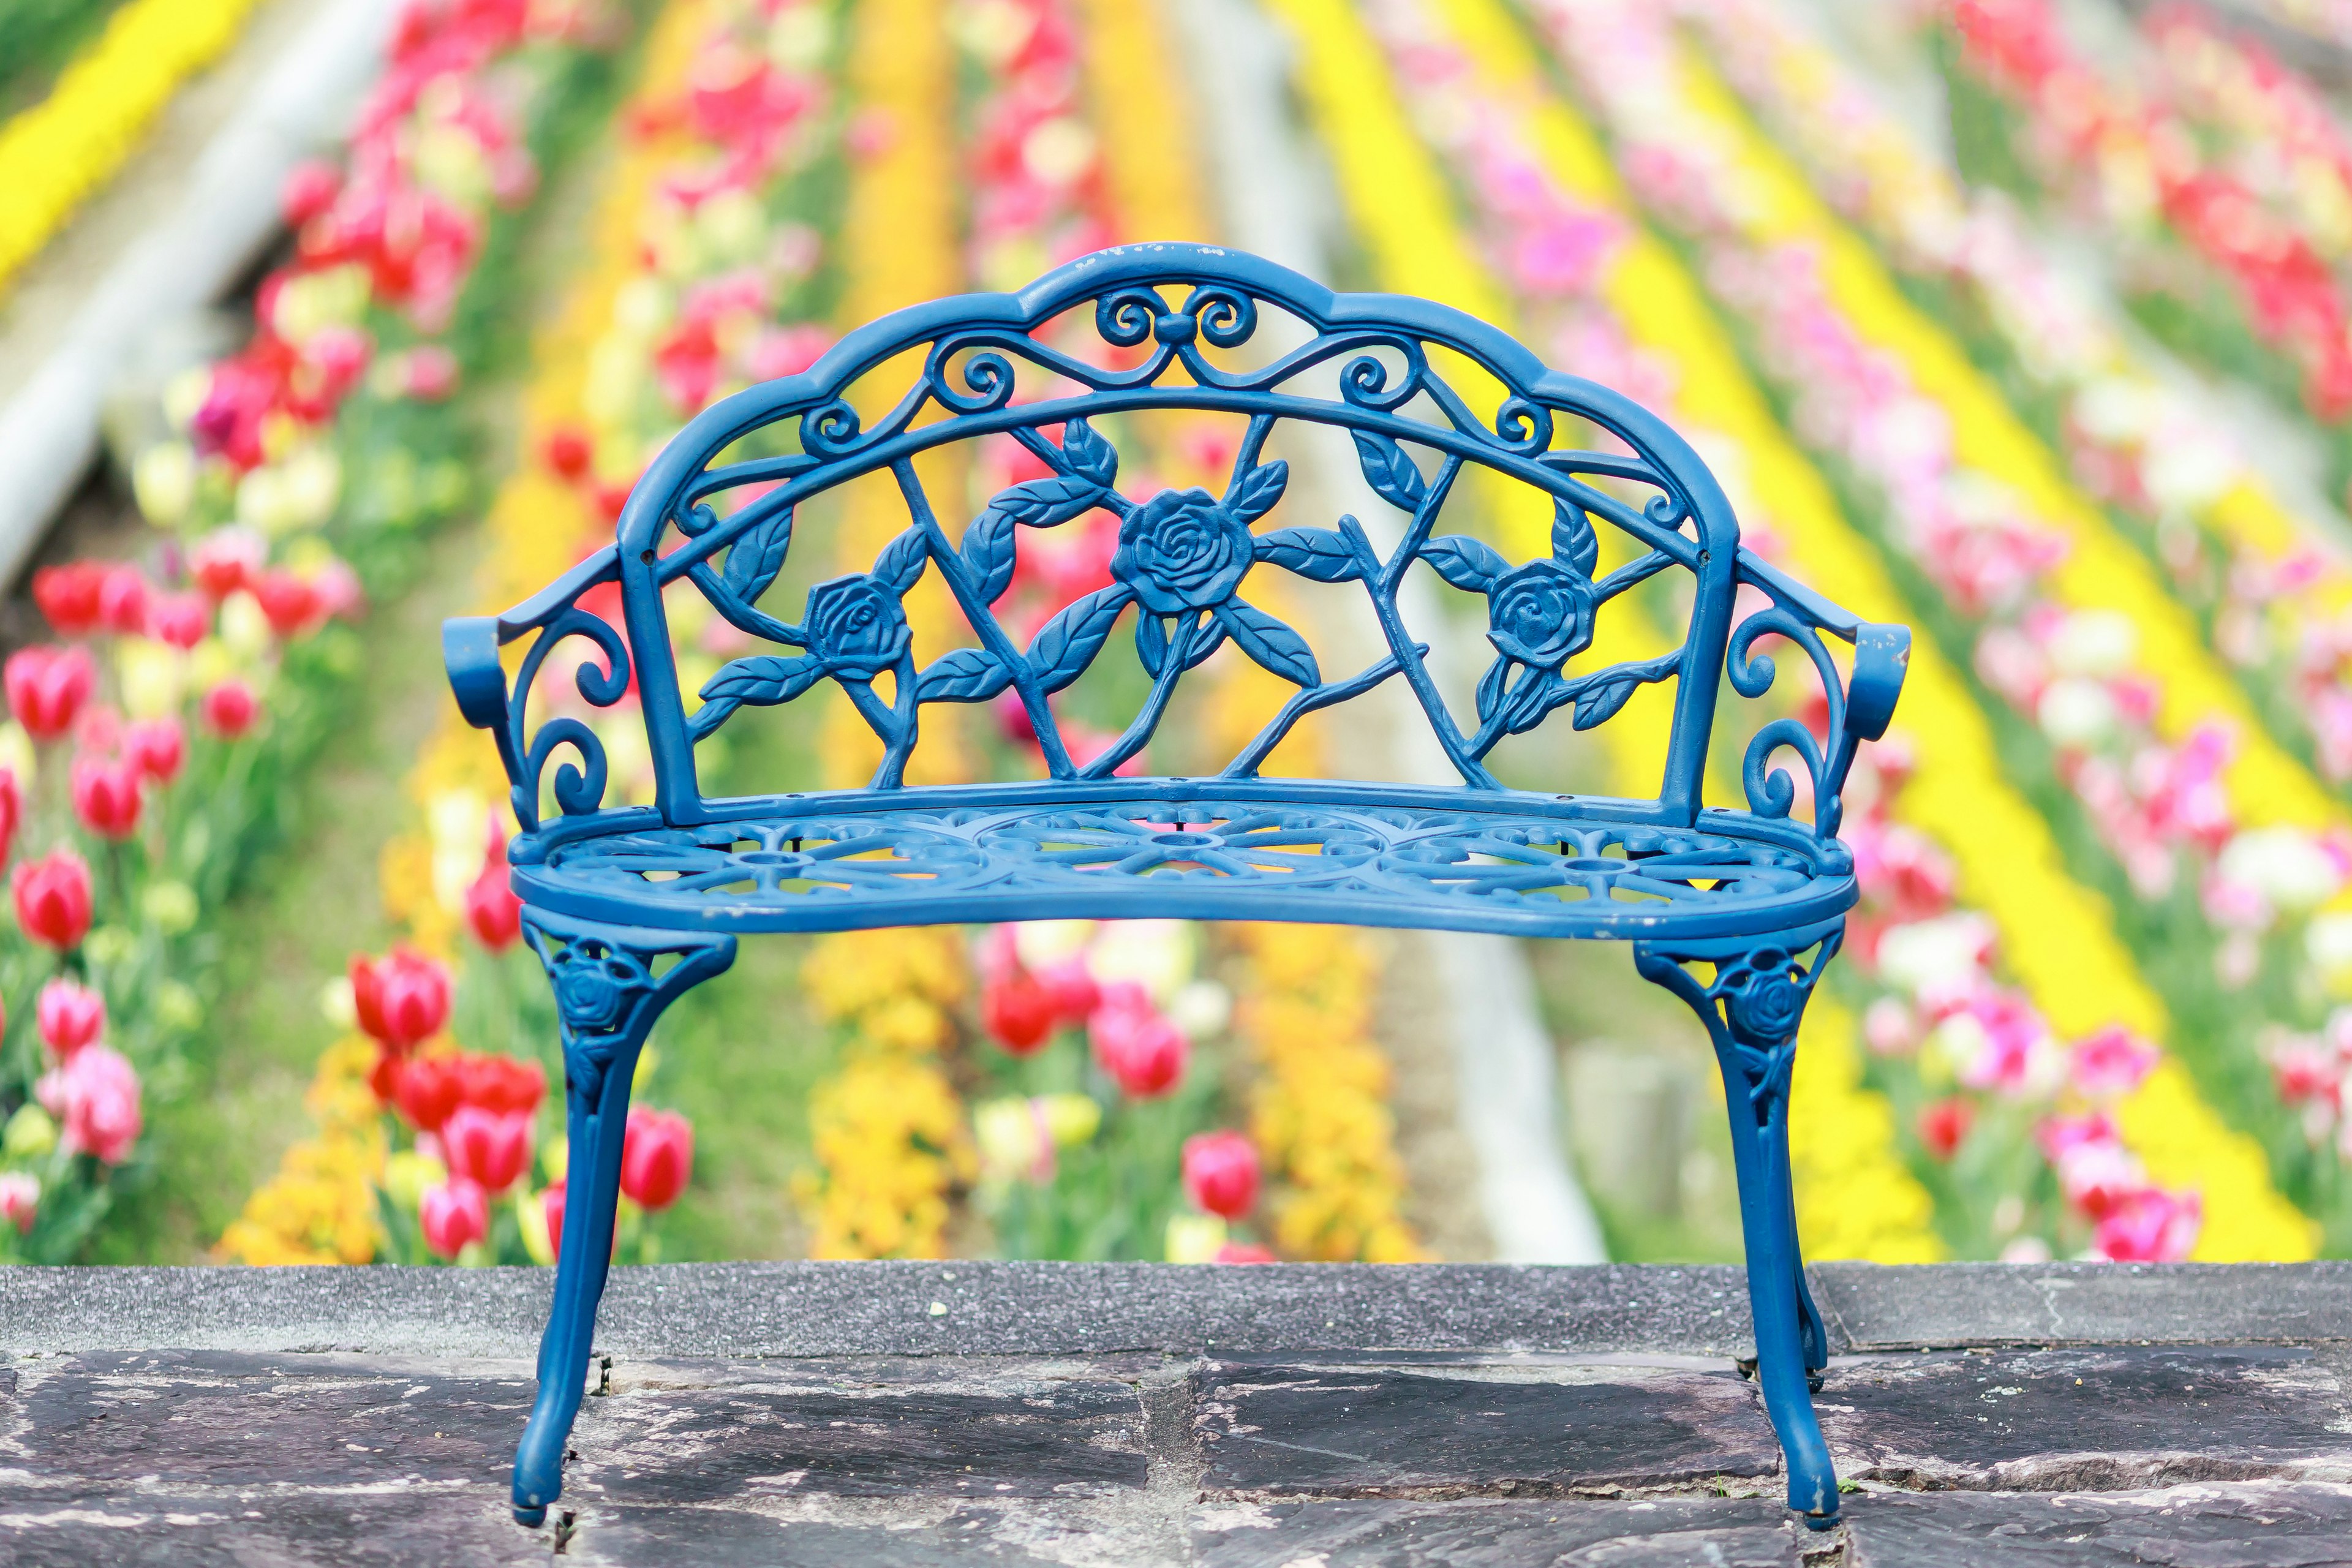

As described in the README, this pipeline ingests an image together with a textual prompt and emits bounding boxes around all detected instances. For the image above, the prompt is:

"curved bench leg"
[1634,922,1844,1529]
[510,910,736,1529]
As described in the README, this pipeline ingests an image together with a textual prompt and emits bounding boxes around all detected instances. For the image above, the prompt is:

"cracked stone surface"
[1,1262,2349,1564]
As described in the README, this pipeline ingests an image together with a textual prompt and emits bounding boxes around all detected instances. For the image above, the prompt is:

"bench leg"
[1633,922,1843,1528]
[510,910,736,1528]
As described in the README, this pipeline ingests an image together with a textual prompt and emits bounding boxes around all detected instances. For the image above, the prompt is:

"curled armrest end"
[1845,621,1910,743]
[444,616,510,733]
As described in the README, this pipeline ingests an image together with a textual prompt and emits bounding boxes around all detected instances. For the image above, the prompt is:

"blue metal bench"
[446,244,1907,1529]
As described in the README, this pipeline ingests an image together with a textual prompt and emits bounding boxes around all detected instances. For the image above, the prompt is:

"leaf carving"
[701,654,827,708]
[873,527,929,592]
[1553,498,1600,579]
[1352,430,1429,512]
[1573,675,1641,731]
[915,647,1013,702]
[1027,585,1133,692]
[1226,459,1289,525]
[1256,526,1364,582]
[961,508,1018,604]
[1060,416,1117,486]
[1420,534,1510,592]
[722,507,794,603]
[1218,599,1321,687]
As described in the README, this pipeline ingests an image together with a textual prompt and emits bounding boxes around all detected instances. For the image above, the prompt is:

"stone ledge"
[4,1260,2346,1361]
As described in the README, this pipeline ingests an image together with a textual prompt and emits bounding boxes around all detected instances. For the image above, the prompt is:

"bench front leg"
[511,909,736,1528]
[1633,921,1844,1528]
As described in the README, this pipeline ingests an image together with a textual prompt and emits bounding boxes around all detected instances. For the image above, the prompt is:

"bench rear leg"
[511,910,736,1528]
[1633,926,1842,1528]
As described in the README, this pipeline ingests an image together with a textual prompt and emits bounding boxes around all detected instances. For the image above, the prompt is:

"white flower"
[2048,611,2138,677]
[1086,919,1196,1002]
[2037,677,2119,748]
[2217,827,2343,914]
[1875,913,1996,997]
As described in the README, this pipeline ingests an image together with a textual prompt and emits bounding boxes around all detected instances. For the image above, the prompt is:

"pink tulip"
[202,679,260,738]
[464,856,521,950]
[36,1044,141,1164]
[2068,1026,2160,1099]
[2056,1139,2143,1221]
[4,646,96,741]
[97,565,149,636]
[620,1107,693,1210]
[13,849,94,951]
[1213,1242,1276,1264]
[36,978,104,1059]
[542,1180,567,1256]
[189,528,265,601]
[1088,982,1188,1098]
[0,1172,38,1232]
[2094,1189,2203,1263]
[0,766,21,872]
[419,1178,489,1259]
[1182,1130,1261,1219]
[69,753,143,840]
[441,1104,532,1195]
[350,946,451,1052]
[146,592,209,650]
[124,718,186,785]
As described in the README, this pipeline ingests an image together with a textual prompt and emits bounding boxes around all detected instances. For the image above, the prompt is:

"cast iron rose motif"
[1486,559,1597,671]
[805,575,912,674]
[1727,963,1806,1046]
[1110,488,1256,614]
[551,946,650,1035]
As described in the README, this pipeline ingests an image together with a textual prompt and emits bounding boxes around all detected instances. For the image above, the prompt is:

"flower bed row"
[0,0,264,292]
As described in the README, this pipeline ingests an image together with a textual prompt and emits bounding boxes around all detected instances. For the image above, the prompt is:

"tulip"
[1088,984,1188,1098]
[2067,1025,2160,1100]
[2056,1140,2144,1221]
[0,766,21,871]
[0,1171,39,1232]
[1213,1243,1276,1264]
[281,159,341,225]
[189,528,265,601]
[466,856,521,951]
[442,1104,533,1195]
[4,646,96,741]
[456,1052,545,1117]
[123,717,186,785]
[404,345,459,401]
[97,566,149,636]
[69,754,143,840]
[543,426,593,480]
[350,946,451,1051]
[1182,1130,1261,1219]
[620,1107,693,1210]
[542,1180,568,1257]
[419,1178,489,1259]
[31,562,105,635]
[13,850,93,950]
[35,1043,141,1164]
[981,970,1057,1054]
[253,571,323,639]
[1916,1097,1975,1162]
[202,679,260,738]
[2093,1189,2202,1264]
[36,978,104,1059]
[146,592,209,650]
[392,1053,464,1133]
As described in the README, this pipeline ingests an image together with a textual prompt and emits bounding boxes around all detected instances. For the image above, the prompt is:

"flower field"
[7,0,2352,1268]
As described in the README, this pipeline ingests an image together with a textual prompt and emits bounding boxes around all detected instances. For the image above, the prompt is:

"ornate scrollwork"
[519,910,736,1109]
[1632,924,1844,1128]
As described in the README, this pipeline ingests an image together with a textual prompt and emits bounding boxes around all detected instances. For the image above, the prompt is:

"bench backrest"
[447,244,1904,842]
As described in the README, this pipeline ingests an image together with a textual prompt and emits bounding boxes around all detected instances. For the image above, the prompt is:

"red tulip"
[419,1178,489,1258]
[1088,984,1188,1098]
[442,1104,533,1194]
[4,646,96,741]
[1182,1130,1261,1219]
[13,850,93,950]
[0,766,21,871]
[69,753,143,840]
[456,1052,545,1116]
[36,978,104,1059]
[1918,1097,1976,1162]
[543,426,593,480]
[542,1180,568,1256]
[97,566,149,636]
[981,971,1057,1054]
[392,1053,464,1133]
[368,1044,402,1104]
[1035,956,1101,1025]
[202,679,260,738]
[465,857,521,951]
[189,528,264,601]
[620,1107,693,1210]
[254,571,323,639]
[1213,1243,1277,1264]
[146,592,209,650]
[350,946,451,1052]
[124,717,185,784]
[31,562,105,635]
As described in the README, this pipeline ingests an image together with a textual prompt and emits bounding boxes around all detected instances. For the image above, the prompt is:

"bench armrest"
[442,545,631,833]
[1730,548,1910,841]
